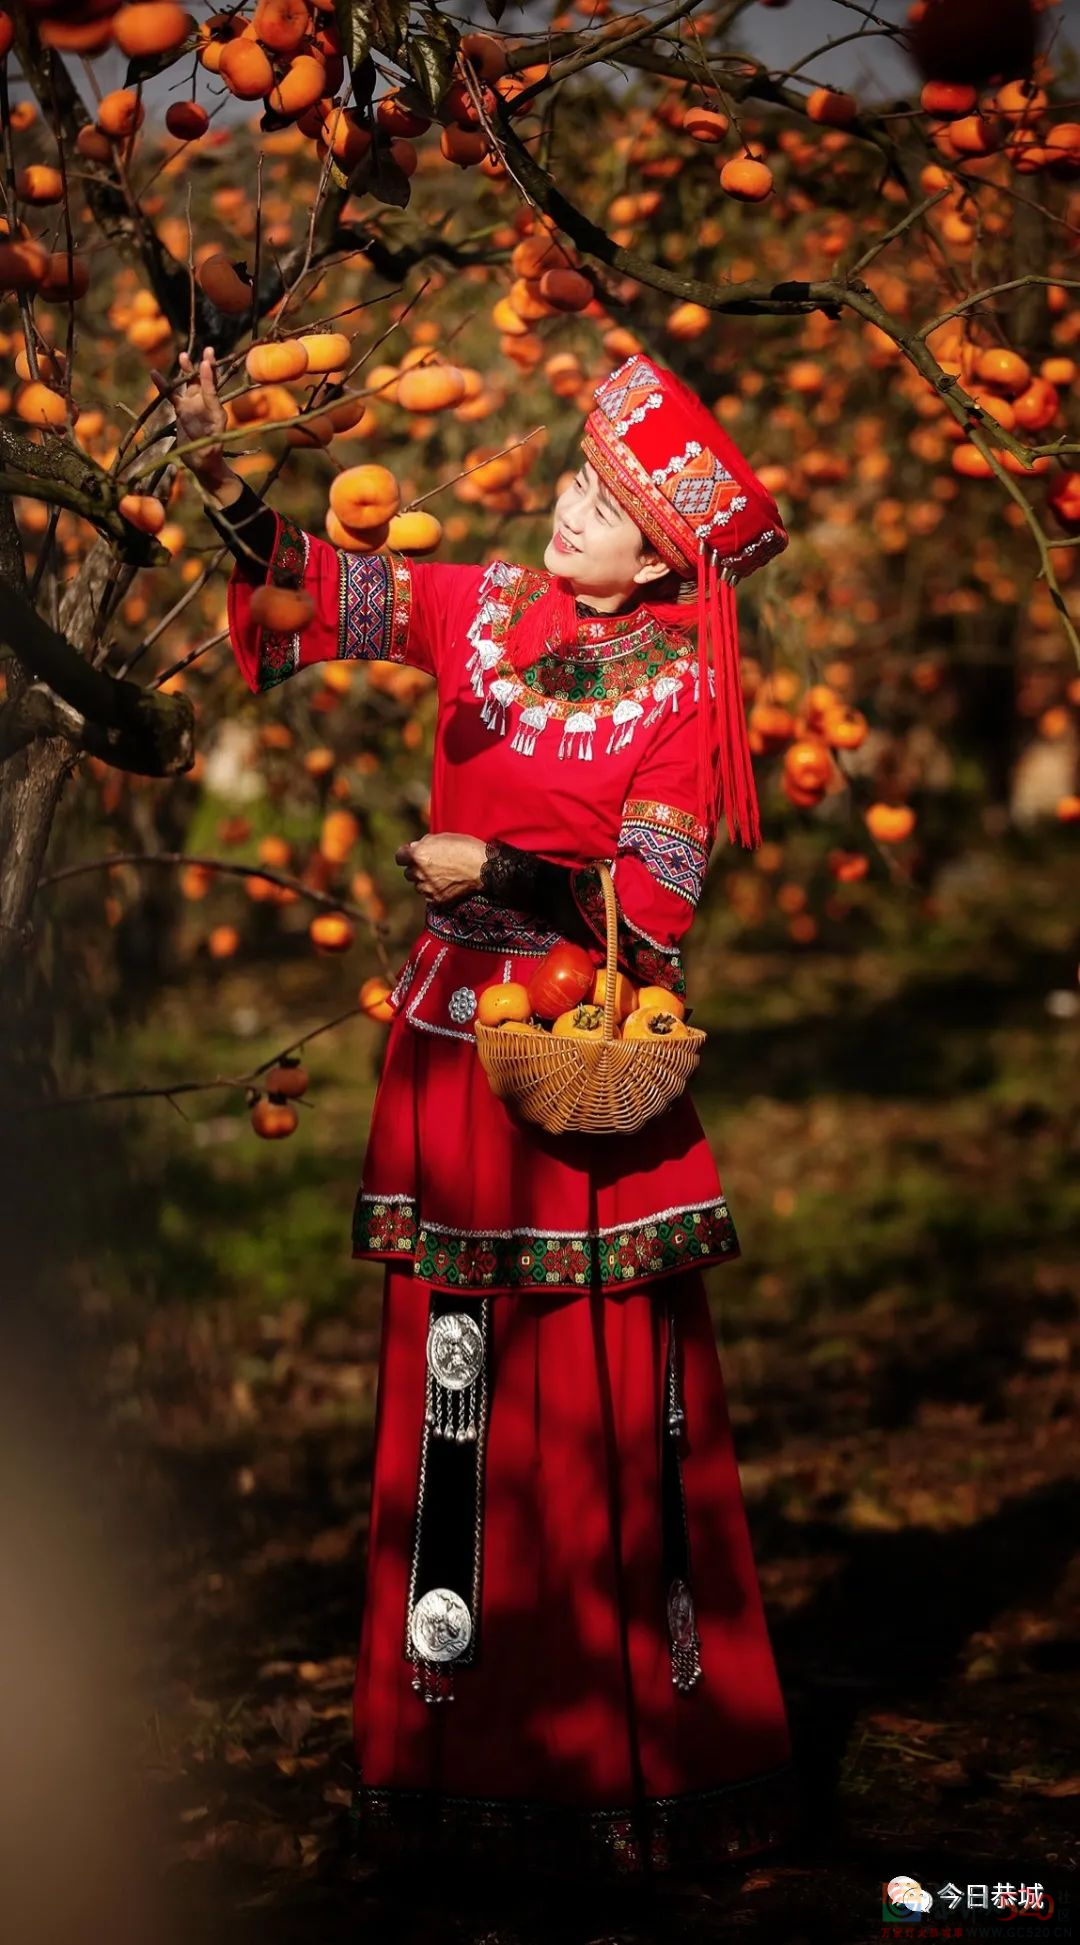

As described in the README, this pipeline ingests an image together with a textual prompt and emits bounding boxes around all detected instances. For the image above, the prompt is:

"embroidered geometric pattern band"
[345,1761,802,1877]
[403,1290,491,1703]
[352,1193,740,1288]
[623,798,711,848]
[258,514,308,690]
[619,820,708,907]
[569,864,687,996]
[387,553,413,659]
[339,552,401,662]
[581,423,684,570]
[424,894,565,956]
[592,354,665,439]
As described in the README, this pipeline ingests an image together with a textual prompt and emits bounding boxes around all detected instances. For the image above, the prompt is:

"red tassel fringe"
[696,546,762,851]
[504,574,580,674]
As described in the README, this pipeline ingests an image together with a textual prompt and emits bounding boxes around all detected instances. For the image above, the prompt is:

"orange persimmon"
[551,1002,606,1038]
[633,985,686,1019]
[249,585,315,631]
[476,981,533,1026]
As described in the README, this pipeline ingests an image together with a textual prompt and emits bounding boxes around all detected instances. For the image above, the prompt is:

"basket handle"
[596,860,618,1043]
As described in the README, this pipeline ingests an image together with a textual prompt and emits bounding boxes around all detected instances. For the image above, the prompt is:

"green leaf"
[406,18,460,114]
[334,0,412,75]
[367,145,412,210]
[370,0,413,62]
[333,0,372,74]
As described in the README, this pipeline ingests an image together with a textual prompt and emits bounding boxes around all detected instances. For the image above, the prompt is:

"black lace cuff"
[205,480,277,577]
[479,840,596,951]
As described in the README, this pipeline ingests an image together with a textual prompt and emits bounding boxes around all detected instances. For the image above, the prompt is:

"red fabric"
[228,535,746,1292]
[359,973,739,1290]
[352,1265,793,1809]
[225,512,486,689]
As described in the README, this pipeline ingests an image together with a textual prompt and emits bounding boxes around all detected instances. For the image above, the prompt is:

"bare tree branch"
[0,590,195,775]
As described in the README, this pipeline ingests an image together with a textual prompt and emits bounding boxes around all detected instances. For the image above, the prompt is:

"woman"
[169,344,801,1878]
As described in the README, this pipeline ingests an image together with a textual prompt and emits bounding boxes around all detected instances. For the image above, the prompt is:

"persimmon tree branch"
[9,1003,369,1115]
[917,274,1080,341]
[496,111,836,314]
[0,590,195,775]
[37,851,377,923]
[510,0,713,113]
[0,425,167,564]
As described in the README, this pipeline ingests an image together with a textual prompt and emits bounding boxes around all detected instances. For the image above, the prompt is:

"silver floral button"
[448,985,477,1024]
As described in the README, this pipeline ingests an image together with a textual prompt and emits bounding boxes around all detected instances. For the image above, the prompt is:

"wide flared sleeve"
[218,486,486,694]
[567,701,715,1000]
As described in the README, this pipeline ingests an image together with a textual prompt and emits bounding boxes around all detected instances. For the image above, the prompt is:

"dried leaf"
[267,1698,313,1751]
[867,1713,943,1737]
[923,1760,969,1788]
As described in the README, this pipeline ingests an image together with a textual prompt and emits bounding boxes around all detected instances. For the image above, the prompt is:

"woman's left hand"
[394,833,489,904]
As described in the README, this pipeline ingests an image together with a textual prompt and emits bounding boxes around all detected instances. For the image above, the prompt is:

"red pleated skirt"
[348,1264,801,1878]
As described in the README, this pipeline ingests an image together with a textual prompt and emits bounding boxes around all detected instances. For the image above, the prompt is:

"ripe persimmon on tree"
[0,0,1078,1116]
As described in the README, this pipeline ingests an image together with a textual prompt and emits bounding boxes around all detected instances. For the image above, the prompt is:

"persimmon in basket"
[527,942,595,1021]
[476,981,532,1026]
[551,1002,606,1039]
[634,985,686,1020]
[622,1007,690,1041]
[590,967,637,1019]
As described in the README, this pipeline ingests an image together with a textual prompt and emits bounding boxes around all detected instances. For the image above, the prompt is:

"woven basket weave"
[473,861,705,1135]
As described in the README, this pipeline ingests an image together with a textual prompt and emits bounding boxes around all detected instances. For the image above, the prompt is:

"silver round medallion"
[427,1311,484,1390]
[410,1587,472,1663]
[448,985,477,1024]
[667,1577,697,1648]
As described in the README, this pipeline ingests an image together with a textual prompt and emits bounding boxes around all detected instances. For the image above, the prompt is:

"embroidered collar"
[469,562,698,724]
[516,566,692,669]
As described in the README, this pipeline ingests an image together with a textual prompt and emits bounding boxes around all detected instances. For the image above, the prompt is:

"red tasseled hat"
[578,355,789,850]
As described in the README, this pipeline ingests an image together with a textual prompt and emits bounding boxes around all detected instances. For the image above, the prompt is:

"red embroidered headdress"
[582,354,788,850]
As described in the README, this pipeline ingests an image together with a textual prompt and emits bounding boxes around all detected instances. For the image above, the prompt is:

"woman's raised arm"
[156,347,480,694]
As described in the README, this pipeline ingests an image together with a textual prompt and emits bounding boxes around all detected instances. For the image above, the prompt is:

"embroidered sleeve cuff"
[569,863,687,999]
[619,799,711,907]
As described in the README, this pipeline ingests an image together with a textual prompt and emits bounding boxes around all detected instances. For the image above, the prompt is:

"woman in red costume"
[171,344,801,1879]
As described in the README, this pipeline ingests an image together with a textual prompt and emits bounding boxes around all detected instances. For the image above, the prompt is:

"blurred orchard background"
[1,1,1079,1940]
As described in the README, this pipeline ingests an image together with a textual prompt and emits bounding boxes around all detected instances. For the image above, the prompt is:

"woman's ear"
[632,551,673,588]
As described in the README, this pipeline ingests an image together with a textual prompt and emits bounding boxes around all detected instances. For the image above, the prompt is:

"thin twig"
[13,1003,370,1114]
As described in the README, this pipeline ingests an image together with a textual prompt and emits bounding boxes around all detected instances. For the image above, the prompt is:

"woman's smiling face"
[544,456,670,605]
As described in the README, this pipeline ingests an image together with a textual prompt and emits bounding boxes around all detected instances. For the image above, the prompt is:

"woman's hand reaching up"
[150,346,230,490]
[395,834,489,905]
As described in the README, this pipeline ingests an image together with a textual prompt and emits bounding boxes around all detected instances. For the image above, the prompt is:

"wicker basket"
[473,861,705,1135]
